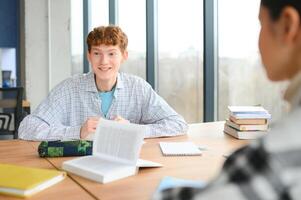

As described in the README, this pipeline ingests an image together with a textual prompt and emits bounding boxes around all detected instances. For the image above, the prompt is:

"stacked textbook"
[224,106,271,139]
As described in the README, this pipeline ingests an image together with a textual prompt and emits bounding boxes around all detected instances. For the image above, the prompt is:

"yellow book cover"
[0,163,66,198]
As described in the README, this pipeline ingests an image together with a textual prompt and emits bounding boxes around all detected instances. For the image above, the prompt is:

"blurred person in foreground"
[154,0,301,199]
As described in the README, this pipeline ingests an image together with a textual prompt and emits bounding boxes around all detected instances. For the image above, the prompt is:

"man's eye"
[109,52,116,56]
[94,52,99,55]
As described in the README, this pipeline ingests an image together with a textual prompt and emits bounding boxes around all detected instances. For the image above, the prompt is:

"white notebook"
[159,142,202,156]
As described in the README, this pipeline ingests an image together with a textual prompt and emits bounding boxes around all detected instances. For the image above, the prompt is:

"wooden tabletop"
[0,121,249,200]
[0,140,95,200]
[46,121,249,200]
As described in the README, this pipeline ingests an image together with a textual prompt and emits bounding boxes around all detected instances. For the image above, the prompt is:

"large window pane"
[90,0,109,30]
[218,0,287,122]
[118,0,146,79]
[71,0,83,75]
[158,0,203,123]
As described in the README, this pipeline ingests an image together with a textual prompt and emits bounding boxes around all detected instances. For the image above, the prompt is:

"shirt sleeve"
[18,115,81,141]
[18,79,81,141]
[140,81,188,138]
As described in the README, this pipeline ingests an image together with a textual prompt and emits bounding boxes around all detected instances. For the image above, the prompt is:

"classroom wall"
[0,0,18,47]
[24,0,72,110]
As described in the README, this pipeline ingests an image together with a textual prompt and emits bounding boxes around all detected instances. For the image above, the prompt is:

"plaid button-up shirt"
[19,72,188,141]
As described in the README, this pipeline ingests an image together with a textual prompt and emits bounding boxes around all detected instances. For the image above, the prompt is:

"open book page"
[63,155,134,174]
[62,155,137,183]
[62,120,148,183]
[94,119,146,165]
[137,159,163,168]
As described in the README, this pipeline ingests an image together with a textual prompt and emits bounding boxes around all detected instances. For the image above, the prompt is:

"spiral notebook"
[159,142,202,156]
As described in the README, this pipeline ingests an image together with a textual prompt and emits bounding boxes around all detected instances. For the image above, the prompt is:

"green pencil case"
[38,140,93,157]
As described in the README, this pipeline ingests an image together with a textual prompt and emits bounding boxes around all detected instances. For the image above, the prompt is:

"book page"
[93,119,146,165]
[65,156,134,174]
[136,159,163,168]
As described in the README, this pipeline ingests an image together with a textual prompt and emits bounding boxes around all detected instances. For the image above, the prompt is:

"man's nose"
[99,54,109,64]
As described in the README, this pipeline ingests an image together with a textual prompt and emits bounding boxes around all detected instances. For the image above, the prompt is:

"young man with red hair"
[19,26,187,141]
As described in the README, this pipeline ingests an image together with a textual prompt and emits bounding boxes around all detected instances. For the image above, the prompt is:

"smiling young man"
[19,26,188,141]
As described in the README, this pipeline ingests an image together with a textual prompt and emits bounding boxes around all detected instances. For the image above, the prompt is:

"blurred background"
[0,0,288,124]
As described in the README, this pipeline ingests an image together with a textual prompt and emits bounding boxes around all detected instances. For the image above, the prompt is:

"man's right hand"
[80,117,100,139]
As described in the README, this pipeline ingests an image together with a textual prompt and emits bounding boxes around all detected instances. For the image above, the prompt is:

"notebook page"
[159,142,202,156]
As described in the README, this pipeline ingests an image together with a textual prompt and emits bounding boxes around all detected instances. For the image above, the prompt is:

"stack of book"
[224,106,271,139]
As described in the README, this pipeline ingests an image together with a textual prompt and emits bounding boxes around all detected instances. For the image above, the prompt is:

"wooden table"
[0,121,249,199]
[46,121,249,200]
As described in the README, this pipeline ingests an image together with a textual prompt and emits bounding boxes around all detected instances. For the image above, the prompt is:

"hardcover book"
[228,106,271,119]
[229,116,267,125]
[0,163,65,198]
[226,119,268,131]
[224,124,267,140]
[62,119,147,184]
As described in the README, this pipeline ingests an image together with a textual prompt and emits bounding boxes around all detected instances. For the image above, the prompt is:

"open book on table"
[62,119,161,184]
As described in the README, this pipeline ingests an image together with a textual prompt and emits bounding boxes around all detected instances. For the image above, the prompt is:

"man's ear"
[122,50,128,62]
[279,6,300,44]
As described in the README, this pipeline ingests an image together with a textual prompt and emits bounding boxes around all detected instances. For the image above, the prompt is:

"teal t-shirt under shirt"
[98,87,115,117]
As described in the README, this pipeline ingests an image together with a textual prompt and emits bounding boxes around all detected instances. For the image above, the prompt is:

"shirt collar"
[82,72,98,92]
[284,71,301,108]
[115,73,124,89]
[83,72,124,92]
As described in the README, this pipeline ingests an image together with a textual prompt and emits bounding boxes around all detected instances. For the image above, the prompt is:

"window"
[157,0,203,123]
[71,0,83,75]
[218,0,287,122]
[0,48,17,87]
[90,0,109,29]
[118,0,146,79]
